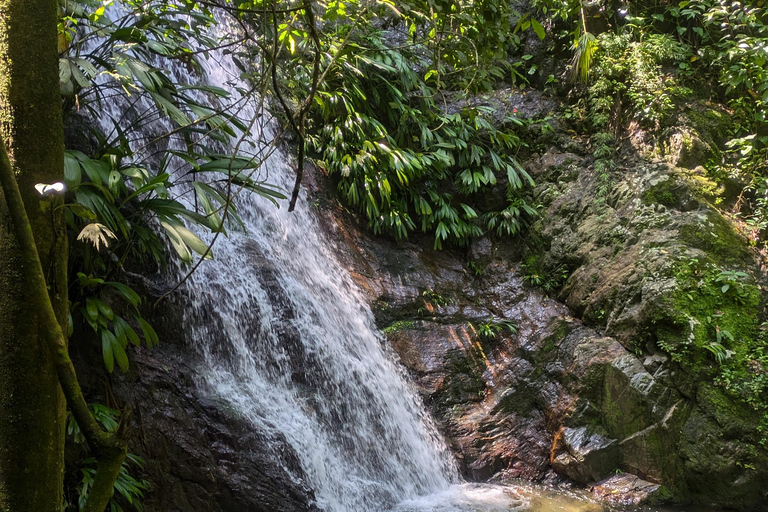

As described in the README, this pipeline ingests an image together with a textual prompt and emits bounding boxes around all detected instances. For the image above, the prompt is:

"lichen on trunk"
[0,0,67,509]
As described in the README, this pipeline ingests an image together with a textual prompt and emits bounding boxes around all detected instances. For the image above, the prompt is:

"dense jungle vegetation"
[1,0,768,510]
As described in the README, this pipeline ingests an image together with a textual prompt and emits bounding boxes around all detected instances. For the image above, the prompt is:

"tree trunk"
[0,0,67,509]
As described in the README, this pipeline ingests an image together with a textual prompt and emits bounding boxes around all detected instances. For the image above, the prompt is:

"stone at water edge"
[530,495,604,512]
[591,473,662,506]
[550,427,620,485]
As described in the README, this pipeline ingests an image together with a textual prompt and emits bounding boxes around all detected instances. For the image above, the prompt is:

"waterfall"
[84,9,462,511]
[185,46,471,511]
[177,54,460,512]
[83,8,535,511]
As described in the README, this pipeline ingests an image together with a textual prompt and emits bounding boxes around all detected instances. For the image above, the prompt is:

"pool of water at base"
[391,483,728,512]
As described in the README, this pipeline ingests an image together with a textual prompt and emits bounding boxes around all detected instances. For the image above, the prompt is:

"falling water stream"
[178,49,478,512]
[155,37,531,512]
[87,9,729,512]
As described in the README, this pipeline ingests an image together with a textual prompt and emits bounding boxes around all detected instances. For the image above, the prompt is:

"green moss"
[533,319,570,367]
[435,349,487,413]
[697,383,761,435]
[580,364,610,402]
[493,381,540,416]
[646,485,674,505]
[656,257,768,443]
[643,178,681,208]
[685,104,734,147]
[602,364,652,438]
[382,320,415,335]
[521,254,569,293]
[677,210,752,266]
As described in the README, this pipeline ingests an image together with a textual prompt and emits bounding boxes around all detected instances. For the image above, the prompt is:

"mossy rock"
[677,210,753,266]
[683,102,735,149]
[493,380,543,417]
[696,383,763,439]
[679,410,768,509]
[522,143,768,508]
[434,348,487,411]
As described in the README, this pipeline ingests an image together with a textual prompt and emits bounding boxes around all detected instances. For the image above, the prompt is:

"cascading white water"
[86,9,533,511]
[180,50,461,511]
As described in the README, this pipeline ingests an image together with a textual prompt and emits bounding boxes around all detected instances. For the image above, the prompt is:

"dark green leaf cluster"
[241,0,541,248]
[65,406,150,512]
[291,31,536,248]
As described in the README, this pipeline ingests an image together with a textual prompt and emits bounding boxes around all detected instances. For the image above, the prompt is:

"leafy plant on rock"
[254,0,540,249]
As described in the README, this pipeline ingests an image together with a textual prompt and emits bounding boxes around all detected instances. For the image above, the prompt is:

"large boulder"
[523,142,768,509]
[550,427,619,484]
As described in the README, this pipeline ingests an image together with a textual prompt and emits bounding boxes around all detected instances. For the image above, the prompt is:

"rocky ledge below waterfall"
[70,310,321,512]
[313,95,768,511]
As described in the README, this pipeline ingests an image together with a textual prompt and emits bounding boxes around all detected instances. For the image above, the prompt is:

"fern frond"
[571,31,598,83]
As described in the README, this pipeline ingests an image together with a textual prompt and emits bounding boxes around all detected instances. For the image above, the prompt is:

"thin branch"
[287,0,322,211]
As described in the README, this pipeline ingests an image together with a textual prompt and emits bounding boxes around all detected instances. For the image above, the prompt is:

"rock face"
[524,144,768,509]
[315,124,768,510]
[71,312,319,512]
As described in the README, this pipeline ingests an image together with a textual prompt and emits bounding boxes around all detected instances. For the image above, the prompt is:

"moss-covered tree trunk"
[0,0,67,509]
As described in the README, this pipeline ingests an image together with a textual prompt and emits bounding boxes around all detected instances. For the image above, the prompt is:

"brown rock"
[591,473,661,506]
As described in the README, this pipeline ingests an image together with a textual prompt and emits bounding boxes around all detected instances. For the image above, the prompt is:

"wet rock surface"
[316,203,660,501]
[591,474,661,506]
[315,138,768,510]
[550,427,619,485]
[71,319,319,512]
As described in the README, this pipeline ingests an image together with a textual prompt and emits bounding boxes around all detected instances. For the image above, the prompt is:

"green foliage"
[382,320,415,335]
[65,406,150,512]
[255,0,538,248]
[716,270,753,304]
[304,37,535,248]
[59,0,285,372]
[467,260,484,276]
[533,0,768,446]
[418,288,454,315]
[521,255,568,293]
[586,32,692,131]
[592,132,616,200]
[66,404,120,445]
[659,257,767,442]
[395,0,540,91]
[77,455,150,512]
[744,176,768,244]
[572,31,598,84]
[474,317,518,342]
[537,0,768,183]
[73,272,157,373]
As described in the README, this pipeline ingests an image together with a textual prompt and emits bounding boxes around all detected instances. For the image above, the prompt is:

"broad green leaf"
[64,151,82,187]
[114,315,141,347]
[136,317,159,348]
[102,330,116,373]
[112,335,129,372]
[106,282,141,307]
[94,298,114,321]
[85,297,99,323]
